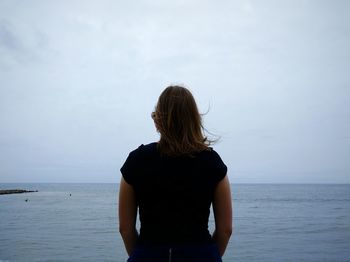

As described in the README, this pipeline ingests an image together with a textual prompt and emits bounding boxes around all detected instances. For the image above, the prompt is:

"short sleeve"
[120,145,144,185]
[211,149,228,183]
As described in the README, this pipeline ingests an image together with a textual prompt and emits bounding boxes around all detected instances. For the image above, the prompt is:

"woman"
[119,86,232,262]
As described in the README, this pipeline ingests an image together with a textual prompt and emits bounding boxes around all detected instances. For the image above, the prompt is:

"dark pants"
[127,243,222,262]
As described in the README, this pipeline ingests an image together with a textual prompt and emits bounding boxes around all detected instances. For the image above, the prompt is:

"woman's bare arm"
[118,177,138,256]
[212,175,233,257]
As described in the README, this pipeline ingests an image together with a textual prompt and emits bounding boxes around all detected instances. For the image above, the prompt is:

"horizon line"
[1,182,349,185]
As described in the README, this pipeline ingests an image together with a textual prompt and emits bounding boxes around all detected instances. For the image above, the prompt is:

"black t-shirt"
[120,142,227,246]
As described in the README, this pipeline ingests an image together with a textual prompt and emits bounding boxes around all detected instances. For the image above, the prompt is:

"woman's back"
[121,142,227,245]
[119,85,232,261]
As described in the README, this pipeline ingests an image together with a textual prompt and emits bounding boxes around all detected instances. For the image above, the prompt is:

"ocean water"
[0,183,349,262]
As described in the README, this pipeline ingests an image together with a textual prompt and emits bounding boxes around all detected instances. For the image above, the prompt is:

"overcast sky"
[0,0,349,183]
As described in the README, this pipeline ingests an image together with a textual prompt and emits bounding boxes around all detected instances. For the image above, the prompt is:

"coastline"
[0,189,38,195]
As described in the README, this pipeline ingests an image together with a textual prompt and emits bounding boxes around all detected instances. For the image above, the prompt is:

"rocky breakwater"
[0,189,38,195]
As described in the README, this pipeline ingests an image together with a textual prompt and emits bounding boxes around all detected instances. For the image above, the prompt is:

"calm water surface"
[0,183,349,261]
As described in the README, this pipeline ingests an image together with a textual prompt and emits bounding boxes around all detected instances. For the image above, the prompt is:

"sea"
[0,183,349,262]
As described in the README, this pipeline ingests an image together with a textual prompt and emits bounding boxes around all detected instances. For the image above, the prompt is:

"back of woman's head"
[153,85,210,156]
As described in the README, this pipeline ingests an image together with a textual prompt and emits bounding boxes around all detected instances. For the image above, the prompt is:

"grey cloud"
[0,21,23,51]
[0,19,52,69]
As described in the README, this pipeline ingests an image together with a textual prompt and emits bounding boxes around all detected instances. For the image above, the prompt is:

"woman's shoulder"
[201,146,222,158]
[199,147,226,166]
[200,147,228,179]
[129,142,158,156]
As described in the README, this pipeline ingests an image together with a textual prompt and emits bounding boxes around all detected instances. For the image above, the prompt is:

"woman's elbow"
[119,225,136,236]
[218,225,233,238]
[223,226,233,237]
[227,226,233,237]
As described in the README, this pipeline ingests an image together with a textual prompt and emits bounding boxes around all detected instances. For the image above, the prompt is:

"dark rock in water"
[25,199,28,202]
[0,189,38,195]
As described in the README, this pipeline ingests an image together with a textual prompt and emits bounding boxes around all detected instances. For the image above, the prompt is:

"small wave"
[333,207,343,210]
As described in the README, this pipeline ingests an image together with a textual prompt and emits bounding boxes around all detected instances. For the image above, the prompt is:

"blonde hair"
[152,85,211,156]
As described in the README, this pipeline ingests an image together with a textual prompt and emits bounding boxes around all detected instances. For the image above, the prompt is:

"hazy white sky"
[0,0,349,183]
